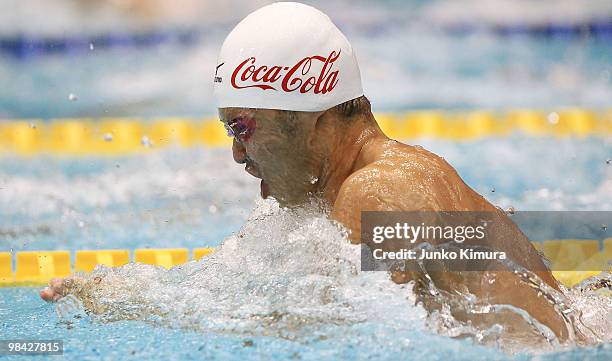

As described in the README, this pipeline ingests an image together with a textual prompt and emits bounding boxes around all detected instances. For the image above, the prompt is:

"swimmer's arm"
[40,263,175,315]
[40,276,107,313]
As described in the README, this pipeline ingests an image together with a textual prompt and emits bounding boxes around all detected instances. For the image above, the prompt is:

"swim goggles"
[224,116,256,142]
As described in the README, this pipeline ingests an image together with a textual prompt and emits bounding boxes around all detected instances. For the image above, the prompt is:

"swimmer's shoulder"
[334,141,443,212]
[359,138,460,183]
[337,139,489,212]
[331,150,439,243]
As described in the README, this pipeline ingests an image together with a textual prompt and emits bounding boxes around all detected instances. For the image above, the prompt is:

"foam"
[80,199,398,335]
[54,198,611,354]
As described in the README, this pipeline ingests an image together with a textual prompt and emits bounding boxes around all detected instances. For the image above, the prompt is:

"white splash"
[77,199,421,339]
[62,198,611,354]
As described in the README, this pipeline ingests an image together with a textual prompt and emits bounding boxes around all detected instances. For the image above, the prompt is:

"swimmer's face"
[219,108,323,206]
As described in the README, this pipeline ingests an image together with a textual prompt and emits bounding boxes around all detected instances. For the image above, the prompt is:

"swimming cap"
[213,2,363,111]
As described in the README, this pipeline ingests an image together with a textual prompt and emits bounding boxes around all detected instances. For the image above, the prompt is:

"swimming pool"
[1,287,610,361]
[2,1,611,119]
[1,0,611,359]
[2,136,611,252]
[1,135,611,360]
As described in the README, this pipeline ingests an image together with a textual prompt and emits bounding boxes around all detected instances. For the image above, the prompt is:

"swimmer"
[41,2,576,343]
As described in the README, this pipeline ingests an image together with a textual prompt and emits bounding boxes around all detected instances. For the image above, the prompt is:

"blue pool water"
[1,1,611,359]
[1,136,611,361]
[1,1,612,119]
[1,136,611,252]
[1,287,611,361]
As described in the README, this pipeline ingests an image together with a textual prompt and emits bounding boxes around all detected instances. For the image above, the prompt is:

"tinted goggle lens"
[224,116,256,142]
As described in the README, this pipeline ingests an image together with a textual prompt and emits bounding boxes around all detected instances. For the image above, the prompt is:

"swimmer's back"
[331,138,494,235]
[330,136,557,287]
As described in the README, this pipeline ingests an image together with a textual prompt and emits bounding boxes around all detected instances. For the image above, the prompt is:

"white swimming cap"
[213,2,363,111]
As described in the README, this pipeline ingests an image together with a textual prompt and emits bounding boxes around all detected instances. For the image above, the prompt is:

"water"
[0,290,549,361]
[1,137,611,251]
[1,137,611,360]
[49,200,609,348]
[1,1,611,118]
[1,200,610,361]
[1,1,611,359]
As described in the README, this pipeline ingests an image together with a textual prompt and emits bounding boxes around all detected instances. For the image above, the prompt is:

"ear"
[308,110,328,147]
[313,109,330,132]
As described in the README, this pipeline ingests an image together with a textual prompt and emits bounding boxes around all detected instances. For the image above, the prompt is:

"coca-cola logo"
[230,50,341,94]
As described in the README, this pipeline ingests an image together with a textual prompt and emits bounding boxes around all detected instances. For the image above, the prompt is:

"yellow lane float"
[1,109,610,155]
[0,243,610,288]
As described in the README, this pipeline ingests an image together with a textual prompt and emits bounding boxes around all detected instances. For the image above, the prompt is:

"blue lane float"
[0,29,200,59]
[1,19,611,58]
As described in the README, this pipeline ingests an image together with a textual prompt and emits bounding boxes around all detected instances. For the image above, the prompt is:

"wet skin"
[220,106,572,341]
[41,106,574,342]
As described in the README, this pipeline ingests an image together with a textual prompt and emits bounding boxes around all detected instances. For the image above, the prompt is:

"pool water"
[1,136,611,252]
[1,287,611,361]
[1,136,611,360]
[1,1,611,359]
[1,1,611,119]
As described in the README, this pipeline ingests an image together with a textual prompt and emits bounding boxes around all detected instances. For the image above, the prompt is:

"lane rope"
[0,242,610,288]
[2,20,611,58]
[1,109,611,155]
